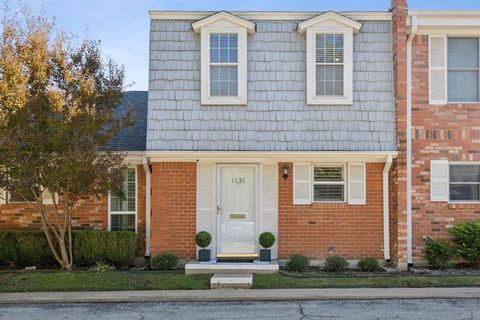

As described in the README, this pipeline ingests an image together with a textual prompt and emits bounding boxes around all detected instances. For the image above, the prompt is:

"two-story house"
[2,0,480,271]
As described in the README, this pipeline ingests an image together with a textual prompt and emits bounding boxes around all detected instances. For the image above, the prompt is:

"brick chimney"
[390,0,409,270]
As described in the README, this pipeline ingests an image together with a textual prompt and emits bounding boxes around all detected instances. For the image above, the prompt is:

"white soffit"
[191,11,256,34]
[408,11,480,34]
[149,11,392,22]
[297,11,362,34]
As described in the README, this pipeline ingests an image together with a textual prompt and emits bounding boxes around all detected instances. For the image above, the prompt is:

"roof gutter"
[406,14,418,267]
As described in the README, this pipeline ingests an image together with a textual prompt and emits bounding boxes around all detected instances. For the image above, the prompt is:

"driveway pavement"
[1,299,479,320]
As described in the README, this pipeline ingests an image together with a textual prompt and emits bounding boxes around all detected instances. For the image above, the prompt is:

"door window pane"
[110,168,136,212]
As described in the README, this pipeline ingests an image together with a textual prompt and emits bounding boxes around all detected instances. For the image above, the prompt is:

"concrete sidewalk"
[1,287,480,304]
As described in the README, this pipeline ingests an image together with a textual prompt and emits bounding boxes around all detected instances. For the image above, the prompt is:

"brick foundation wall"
[0,164,147,255]
[278,162,385,260]
[150,162,196,259]
[411,35,480,263]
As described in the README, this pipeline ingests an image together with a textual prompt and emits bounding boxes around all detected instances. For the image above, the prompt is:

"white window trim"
[200,26,247,105]
[108,166,138,233]
[311,163,347,203]
[306,26,353,105]
[448,162,480,204]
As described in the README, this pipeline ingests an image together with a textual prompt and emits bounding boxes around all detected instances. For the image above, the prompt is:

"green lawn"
[0,271,211,292]
[253,273,480,289]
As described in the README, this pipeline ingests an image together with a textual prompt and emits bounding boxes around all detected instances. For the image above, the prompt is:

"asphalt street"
[0,299,480,320]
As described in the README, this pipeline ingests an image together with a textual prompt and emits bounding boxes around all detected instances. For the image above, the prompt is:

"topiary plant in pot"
[195,231,212,262]
[259,232,276,262]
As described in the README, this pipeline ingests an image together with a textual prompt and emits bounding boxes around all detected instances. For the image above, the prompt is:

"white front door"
[217,164,257,257]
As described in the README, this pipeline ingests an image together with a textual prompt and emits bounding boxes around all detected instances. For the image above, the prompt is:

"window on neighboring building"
[448,37,480,102]
[109,167,136,232]
[449,164,480,202]
[210,33,238,97]
[313,164,346,202]
[316,34,344,97]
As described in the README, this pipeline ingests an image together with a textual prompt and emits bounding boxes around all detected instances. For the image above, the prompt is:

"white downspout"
[142,156,151,257]
[383,155,393,261]
[406,15,418,266]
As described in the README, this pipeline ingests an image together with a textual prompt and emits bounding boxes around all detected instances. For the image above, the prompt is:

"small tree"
[0,9,131,270]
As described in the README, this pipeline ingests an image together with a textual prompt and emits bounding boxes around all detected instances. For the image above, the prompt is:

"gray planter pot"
[198,249,211,262]
[259,249,271,262]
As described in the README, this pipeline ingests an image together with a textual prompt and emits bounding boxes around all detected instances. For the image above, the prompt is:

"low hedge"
[0,230,137,268]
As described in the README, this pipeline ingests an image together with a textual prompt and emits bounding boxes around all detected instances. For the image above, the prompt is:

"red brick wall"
[150,162,196,259]
[278,163,385,260]
[391,0,409,267]
[410,35,480,262]
[0,164,147,255]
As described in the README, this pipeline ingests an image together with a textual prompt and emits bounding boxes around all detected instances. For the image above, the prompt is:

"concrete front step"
[185,261,279,275]
[210,273,253,289]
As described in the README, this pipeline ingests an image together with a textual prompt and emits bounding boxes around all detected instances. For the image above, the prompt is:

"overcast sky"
[11,0,480,91]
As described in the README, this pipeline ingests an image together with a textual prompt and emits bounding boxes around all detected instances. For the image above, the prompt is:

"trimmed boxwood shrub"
[450,221,480,267]
[0,230,137,267]
[424,237,453,269]
[324,255,348,272]
[259,232,275,249]
[195,231,212,249]
[357,257,380,272]
[286,254,310,272]
[151,252,178,270]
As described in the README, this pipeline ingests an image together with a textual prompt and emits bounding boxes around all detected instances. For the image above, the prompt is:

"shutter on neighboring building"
[42,189,54,205]
[0,187,5,205]
[293,163,311,204]
[429,35,447,105]
[348,163,366,205]
[196,162,215,253]
[430,160,449,202]
[261,164,278,259]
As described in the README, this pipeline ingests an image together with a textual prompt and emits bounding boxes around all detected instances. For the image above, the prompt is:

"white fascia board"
[191,11,255,34]
[149,11,392,21]
[408,11,480,34]
[145,151,398,163]
[297,11,362,34]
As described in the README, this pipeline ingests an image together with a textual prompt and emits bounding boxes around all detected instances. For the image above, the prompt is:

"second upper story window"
[429,36,480,104]
[298,12,361,106]
[192,11,255,106]
[210,33,238,97]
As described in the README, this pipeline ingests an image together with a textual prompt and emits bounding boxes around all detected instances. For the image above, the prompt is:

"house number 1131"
[232,177,246,184]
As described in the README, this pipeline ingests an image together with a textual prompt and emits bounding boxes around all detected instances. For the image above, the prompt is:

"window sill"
[448,201,480,204]
[307,96,352,106]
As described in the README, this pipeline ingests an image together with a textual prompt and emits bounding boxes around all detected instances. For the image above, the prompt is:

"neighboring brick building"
[2,2,480,270]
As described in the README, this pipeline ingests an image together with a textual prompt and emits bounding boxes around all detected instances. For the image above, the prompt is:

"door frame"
[215,163,260,258]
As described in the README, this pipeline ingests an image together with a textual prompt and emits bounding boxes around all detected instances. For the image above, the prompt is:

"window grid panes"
[315,34,344,97]
[210,33,238,97]
[447,37,480,102]
[109,168,136,232]
[449,165,480,202]
[313,165,345,202]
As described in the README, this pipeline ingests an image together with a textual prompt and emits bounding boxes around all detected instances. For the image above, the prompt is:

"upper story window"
[447,38,479,103]
[298,12,361,105]
[429,36,480,104]
[210,33,238,97]
[192,11,255,106]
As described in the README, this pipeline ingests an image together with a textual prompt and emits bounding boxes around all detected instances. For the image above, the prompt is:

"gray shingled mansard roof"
[102,91,148,151]
[147,15,396,152]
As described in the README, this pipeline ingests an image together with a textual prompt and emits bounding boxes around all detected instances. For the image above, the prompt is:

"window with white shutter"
[449,164,480,202]
[109,167,137,232]
[430,160,449,202]
[447,38,479,102]
[429,36,447,105]
[293,163,311,204]
[348,163,366,205]
[312,164,346,202]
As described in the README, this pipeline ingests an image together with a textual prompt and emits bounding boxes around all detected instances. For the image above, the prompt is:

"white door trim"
[215,163,260,258]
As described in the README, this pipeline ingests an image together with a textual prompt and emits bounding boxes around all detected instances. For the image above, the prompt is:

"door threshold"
[216,254,259,259]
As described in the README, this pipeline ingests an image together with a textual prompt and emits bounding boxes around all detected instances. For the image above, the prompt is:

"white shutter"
[196,163,215,254]
[42,188,54,205]
[430,160,449,202]
[293,163,311,205]
[0,187,6,205]
[261,164,278,259]
[348,163,366,205]
[429,35,447,105]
